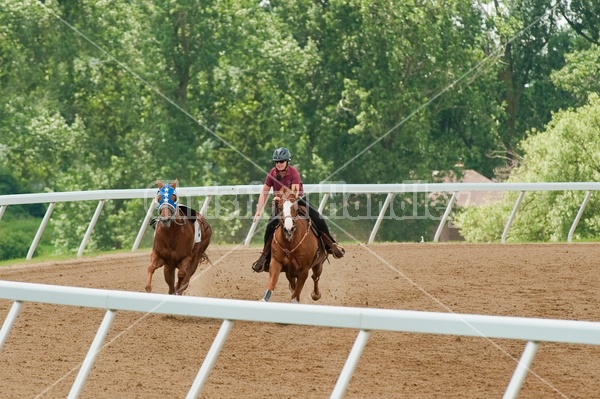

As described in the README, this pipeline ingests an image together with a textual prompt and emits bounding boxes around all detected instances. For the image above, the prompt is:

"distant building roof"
[439,169,504,207]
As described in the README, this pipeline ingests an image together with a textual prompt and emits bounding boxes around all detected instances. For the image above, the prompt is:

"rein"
[171,207,187,226]
[158,204,187,226]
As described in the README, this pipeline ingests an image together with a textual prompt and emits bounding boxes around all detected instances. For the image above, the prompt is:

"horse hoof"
[261,290,272,302]
[290,298,299,303]
[311,293,321,301]
[259,298,267,302]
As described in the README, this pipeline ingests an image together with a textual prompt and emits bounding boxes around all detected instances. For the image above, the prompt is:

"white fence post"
[132,197,157,251]
[501,191,525,244]
[27,202,55,260]
[568,190,592,243]
[186,319,234,399]
[77,200,105,257]
[318,193,330,213]
[0,301,22,351]
[368,193,393,244]
[434,191,457,242]
[199,196,212,215]
[244,194,271,246]
[68,309,117,398]
[331,329,371,399]
[502,341,540,399]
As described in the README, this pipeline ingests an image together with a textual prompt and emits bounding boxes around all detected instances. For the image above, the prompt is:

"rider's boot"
[252,241,272,273]
[321,234,345,259]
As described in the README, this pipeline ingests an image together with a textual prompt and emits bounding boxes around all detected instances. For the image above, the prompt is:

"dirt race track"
[1,243,600,399]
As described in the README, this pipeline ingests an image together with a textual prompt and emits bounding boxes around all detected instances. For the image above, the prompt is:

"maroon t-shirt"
[265,166,304,196]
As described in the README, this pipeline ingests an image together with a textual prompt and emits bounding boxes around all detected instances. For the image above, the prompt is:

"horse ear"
[171,179,179,189]
[157,180,163,189]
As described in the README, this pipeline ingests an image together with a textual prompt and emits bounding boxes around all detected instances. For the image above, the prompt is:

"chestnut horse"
[260,191,327,303]
[145,180,212,295]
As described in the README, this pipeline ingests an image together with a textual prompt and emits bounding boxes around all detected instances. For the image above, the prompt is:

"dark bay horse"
[145,180,212,295]
[260,191,327,303]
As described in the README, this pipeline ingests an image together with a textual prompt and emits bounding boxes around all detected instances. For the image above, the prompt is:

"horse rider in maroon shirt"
[252,147,345,273]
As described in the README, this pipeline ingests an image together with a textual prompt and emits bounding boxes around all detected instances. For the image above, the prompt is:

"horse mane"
[273,192,309,219]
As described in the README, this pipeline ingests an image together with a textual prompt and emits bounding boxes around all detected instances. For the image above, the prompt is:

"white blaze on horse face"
[283,200,294,231]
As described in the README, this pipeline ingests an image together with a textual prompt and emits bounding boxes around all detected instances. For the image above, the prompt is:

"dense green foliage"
[456,94,600,242]
[0,211,55,260]
[1,0,599,257]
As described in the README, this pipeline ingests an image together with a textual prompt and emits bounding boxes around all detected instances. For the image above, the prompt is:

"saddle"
[178,205,197,220]
[297,204,341,258]
[296,205,326,251]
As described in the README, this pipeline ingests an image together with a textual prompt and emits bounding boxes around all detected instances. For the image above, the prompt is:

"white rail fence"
[0,182,599,260]
[1,280,600,399]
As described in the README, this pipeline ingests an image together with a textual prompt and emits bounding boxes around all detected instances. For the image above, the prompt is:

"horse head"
[275,191,298,241]
[156,180,179,227]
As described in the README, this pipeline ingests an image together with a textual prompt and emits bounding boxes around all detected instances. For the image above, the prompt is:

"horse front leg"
[291,268,310,303]
[288,274,297,295]
[163,265,176,295]
[174,255,193,295]
[145,255,164,293]
[261,260,283,302]
[311,261,324,301]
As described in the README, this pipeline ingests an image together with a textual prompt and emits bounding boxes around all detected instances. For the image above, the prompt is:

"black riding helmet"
[272,147,291,162]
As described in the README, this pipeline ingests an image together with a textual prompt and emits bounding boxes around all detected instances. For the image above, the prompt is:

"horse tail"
[201,252,213,266]
[199,214,212,242]
[196,213,212,266]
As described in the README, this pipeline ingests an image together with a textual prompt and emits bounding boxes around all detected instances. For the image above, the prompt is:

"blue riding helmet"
[272,147,291,162]
[157,185,178,211]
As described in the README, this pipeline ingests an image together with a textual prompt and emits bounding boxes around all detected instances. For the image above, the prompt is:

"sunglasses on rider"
[274,160,287,164]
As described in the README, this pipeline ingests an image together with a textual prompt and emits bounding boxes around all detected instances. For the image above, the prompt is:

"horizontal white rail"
[2,182,600,206]
[0,182,598,258]
[2,280,600,343]
[1,280,599,398]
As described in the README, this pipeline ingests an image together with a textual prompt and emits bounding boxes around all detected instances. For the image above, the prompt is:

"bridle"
[156,186,185,226]
[273,194,312,256]
[274,194,297,229]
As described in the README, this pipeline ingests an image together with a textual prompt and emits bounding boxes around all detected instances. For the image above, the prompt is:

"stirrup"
[252,252,269,273]
[252,258,265,272]
[330,243,345,259]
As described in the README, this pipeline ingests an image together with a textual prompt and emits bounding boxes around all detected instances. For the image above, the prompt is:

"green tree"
[485,0,578,163]
[559,0,600,45]
[310,0,503,182]
[2,0,598,254]
[456,94,600,242]
[551,44,600,105]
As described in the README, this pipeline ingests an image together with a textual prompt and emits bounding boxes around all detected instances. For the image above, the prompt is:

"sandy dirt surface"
[0,243,599,398]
